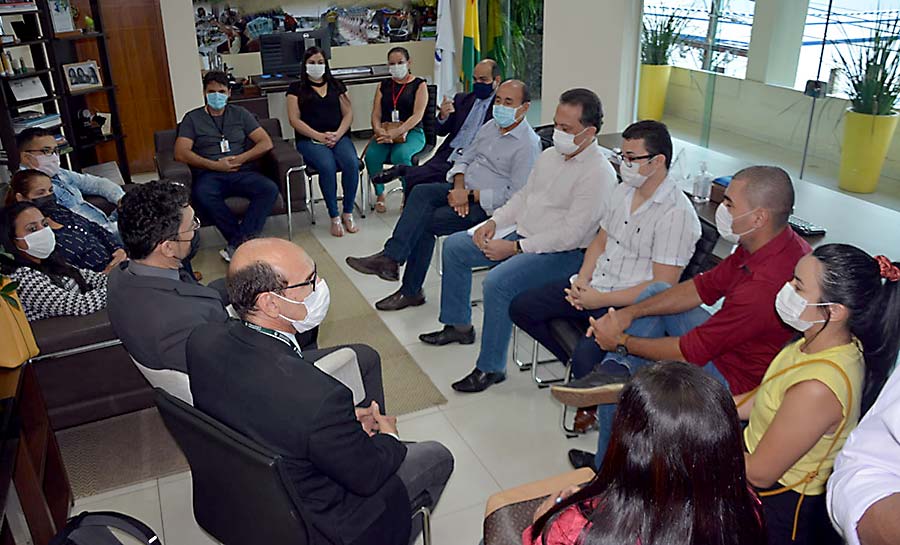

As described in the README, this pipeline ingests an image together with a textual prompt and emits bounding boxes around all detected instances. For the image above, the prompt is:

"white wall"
[664,66,900,181]
[541,0,642,131]
[160,0,204,120]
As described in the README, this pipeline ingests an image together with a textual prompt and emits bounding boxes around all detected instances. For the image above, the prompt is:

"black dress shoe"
[451,368,506,393]
[375,289,426,311]
[419,325,475,346]
[568,449,597,471]
[346,252,399,282]
[371,165,407,186]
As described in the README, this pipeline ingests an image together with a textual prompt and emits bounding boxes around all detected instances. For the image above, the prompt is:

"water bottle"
[692,161,713,204]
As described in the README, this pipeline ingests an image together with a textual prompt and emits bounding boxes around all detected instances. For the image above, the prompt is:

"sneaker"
[551,367,629,407]
[219,246,235,263]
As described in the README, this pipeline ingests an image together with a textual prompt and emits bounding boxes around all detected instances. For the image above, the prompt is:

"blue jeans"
[297,136,360,218]
[191,169,280,248]
[383,182,488,297]
[592,282,722,468]
[438,231,585,374]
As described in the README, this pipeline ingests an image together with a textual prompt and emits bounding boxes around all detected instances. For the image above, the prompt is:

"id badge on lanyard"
[391,109,400,123]
[220,138,231,153]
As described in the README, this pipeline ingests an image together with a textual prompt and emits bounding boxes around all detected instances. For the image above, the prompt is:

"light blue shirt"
[447,95,494,152]
[50,168,124,235]
[446,119,541,214]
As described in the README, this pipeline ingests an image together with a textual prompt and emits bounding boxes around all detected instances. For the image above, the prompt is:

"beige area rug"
[57,231,446,499]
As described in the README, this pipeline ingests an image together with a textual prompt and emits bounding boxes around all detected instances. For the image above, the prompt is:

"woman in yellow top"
[738,243,900,545]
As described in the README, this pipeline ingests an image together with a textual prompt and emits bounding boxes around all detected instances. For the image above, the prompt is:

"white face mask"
[16,225,56,259]
[389,62,409,80]
[272,279,331,333]
[775,282,832,332]
[306,63,326,80]
[553,128,588,156]
[619,160,654,188]
[32,153,61,177]
[715,204,758,244]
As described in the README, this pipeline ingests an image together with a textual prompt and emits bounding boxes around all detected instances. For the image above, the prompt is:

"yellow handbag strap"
[736,358,853,541]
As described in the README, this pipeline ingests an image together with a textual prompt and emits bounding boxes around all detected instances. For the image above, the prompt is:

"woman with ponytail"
[0,202,108,321]
[739,243,900,545]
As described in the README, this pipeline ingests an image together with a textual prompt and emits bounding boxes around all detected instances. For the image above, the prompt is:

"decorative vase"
[0,277,38,369]
[637,64,672,121]
[839,109,899,194]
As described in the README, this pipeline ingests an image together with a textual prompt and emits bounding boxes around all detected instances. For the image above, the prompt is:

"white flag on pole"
[434,0,457,101]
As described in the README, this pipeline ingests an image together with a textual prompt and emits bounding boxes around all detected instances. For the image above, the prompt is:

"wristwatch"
[615,333,631,357]
[514,240,523,254]
[467,190,476,204]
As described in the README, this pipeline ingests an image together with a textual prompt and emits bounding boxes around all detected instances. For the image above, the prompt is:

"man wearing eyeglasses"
[186,237,454,545]
[17,127,124,235]
[107,181,229,385]
[510,121,700,441]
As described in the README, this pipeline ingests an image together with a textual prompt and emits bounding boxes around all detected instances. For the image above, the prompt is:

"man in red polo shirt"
[557,165,811,470]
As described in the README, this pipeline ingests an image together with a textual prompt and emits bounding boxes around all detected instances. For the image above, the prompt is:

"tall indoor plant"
[0,248,38,369]
[836,17,900,194]
[638,10,686,121]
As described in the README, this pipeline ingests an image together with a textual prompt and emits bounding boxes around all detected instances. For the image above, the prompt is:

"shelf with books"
[0,67,51,80]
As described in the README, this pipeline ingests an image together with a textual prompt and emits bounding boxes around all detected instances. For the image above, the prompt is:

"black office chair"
[155,388,433,545]
[363,84,439,209]
[547,218,721,435]
[155,388,310,544]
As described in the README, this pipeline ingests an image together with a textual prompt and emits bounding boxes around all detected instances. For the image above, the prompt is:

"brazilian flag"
[461,0,481,92]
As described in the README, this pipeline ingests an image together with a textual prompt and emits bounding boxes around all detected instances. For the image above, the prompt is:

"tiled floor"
[70,197,598,544]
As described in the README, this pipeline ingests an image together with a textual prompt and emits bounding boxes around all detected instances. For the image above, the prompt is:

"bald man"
[371,58,501,196]
[186,238,453,545]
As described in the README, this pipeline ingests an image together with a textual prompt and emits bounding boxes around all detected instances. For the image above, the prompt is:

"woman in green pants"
[366,46,428,213]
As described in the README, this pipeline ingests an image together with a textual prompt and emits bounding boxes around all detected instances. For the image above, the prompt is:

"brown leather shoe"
[346,252,399,281]
[572,407,598,433]
[375,289,425,311]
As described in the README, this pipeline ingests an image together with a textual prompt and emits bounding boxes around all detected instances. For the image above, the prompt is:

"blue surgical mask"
[493,104,521,129]
[473,81,494,100]
[206,92,228,110]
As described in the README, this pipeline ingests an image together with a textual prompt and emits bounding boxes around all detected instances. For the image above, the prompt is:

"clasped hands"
[374,127,403,144]
[318,131,340,148]
[354,401,398,437]
[586,307,633,351]
[472,220,517,261]
[212,155,243,172]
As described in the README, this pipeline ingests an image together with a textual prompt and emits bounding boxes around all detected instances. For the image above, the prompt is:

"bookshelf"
[0,0,130,182]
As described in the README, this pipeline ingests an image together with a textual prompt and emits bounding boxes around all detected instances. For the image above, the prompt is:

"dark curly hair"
[118,181,190,260]
[227,261,287,319]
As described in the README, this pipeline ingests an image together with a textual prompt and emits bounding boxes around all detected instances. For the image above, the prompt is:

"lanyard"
[391,79,410,111]
[242,321,303,358]
[207,106,228,138]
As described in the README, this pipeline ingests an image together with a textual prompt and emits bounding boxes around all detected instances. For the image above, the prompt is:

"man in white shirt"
[828,367,900,545]
[418,89,617,393]
[510,120,700,426]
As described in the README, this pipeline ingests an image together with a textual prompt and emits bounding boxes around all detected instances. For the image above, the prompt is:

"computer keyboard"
[789,215,827,237]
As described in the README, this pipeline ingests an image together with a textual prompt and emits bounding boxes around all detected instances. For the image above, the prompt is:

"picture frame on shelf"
[49,0,75,34]
[62,60,101,92]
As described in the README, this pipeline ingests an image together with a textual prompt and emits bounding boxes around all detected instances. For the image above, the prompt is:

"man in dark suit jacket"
[188,238,454,545]
[372,58,500,195]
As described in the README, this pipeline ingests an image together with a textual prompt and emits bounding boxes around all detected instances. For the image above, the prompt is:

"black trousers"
[759,487,843,545]
[509,278,610,376]
[306,343,385,410]
[402,146,455,196]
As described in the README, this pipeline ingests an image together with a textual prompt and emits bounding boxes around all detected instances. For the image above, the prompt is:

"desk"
[598,133,900,259]
[253,63,391,93]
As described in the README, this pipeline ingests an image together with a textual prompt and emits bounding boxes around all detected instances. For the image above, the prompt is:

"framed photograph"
[63,60,102,92]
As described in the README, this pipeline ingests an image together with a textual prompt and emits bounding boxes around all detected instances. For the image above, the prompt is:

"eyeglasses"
[169,217,201,242]
[614,149,655,168]
[25,147,60,156]
[284,266,318,292]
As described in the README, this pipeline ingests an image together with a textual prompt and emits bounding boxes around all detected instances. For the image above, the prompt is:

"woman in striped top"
[0,202,107,321]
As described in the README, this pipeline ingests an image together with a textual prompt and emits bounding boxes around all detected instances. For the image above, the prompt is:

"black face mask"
[185,230,201,262]
[32,194,58,211]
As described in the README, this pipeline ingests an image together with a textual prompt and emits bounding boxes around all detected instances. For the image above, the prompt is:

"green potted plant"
[836,16,900,194]
[638,10,687,121]
[0,247,38,369]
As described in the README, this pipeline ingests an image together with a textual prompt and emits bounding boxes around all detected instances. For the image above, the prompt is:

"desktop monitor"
[260,29,331,76]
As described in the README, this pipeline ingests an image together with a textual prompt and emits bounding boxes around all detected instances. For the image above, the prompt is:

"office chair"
[155,389,432,545]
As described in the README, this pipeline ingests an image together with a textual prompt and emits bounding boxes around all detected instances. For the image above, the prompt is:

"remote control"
[789,215,826,237]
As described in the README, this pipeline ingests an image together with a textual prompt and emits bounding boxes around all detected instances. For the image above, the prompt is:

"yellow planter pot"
[839,109,899,194]
[637,64,672,121]
[0,277,38,369]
